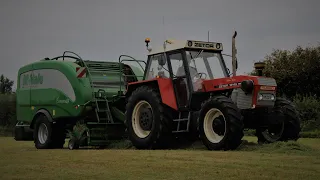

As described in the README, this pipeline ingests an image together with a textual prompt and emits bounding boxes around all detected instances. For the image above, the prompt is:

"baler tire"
[34,114,55,149]
[125,86,173,149]
[198,95,244,151]
[276,98,301,141]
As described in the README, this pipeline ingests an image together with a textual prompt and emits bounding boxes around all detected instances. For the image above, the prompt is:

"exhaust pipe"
[232,31,238,76]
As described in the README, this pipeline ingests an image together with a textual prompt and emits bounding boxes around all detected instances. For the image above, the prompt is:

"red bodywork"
[201,75,276,106]
[126,78,178,110]
[126,75,276,111]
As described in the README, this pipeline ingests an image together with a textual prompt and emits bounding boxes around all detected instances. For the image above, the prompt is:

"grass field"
[1,136,320,180]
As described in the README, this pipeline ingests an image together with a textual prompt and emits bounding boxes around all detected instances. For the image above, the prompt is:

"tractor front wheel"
[198,96,244,150]
[256,97,301,143]
[125,86,172,149]
[277,98,301,141]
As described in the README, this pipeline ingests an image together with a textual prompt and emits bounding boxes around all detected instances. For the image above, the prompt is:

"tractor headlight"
[257,93,275,101]
[270,94,275,100]
[241,80,254,94]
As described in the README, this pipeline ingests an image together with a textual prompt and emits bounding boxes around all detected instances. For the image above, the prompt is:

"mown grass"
[1,136,320,180]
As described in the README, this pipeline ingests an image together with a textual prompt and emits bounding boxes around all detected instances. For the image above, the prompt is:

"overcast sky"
[1,0,319,88]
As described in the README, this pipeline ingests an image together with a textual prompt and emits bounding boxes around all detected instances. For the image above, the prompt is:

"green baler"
[14,51,145,149]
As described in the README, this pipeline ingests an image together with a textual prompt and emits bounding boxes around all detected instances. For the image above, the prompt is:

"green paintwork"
[110,107,126,123]
[16,57,142,127]
[127,64,144,81]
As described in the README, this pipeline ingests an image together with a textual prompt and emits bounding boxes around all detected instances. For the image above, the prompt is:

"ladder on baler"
[81,60,123,146]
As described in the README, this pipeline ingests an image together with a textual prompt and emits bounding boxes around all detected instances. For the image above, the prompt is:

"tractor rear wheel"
[125,86,173,149]
[198,95,244,150]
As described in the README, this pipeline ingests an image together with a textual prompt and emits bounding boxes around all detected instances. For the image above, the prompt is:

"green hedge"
[1,93,320,138]
[293,95,320,131]
[0,94,16,127]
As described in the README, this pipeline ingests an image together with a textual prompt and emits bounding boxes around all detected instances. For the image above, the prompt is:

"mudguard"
[126,78,178,110]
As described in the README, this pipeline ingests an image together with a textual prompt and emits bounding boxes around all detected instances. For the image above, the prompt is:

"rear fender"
[126,78,178,110]
[30,109,53,129]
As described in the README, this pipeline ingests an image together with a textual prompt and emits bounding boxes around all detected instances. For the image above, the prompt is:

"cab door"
[166,51,193,109]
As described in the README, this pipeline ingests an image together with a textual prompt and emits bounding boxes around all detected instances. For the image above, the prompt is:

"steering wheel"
[194,72,207,79]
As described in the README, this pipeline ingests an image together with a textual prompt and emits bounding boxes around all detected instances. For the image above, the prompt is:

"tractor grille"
[235,89,253,109]
[232,78,277,109]
[257,77,277,86]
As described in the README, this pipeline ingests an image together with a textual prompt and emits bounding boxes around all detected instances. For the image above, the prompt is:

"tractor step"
[172,112,191,133]
[173,118,188,122]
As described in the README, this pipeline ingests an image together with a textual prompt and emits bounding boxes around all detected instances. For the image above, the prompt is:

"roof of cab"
[147,40,223,56]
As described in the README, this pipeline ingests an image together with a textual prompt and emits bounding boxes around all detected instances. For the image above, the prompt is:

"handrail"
[118,55,146,71]
[63,51,83,61]
[51,55,80,61]
[118,55,146,93]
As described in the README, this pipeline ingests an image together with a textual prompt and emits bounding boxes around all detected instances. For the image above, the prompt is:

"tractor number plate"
[262,94,273,100]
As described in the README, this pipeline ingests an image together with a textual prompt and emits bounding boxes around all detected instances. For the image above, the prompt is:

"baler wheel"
[34,114,54,149]
[125,86,172,149]
[198,95,244,150]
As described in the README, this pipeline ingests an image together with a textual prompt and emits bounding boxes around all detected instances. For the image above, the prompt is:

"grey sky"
[1,0,319,88]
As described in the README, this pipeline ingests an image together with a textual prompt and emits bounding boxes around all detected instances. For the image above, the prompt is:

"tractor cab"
[143,39,230,108]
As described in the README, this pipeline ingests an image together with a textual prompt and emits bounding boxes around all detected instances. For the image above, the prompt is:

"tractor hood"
[201,75,277,92]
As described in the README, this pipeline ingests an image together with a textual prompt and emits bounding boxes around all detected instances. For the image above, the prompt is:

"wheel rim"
[38,123,48,144]
[203,108,226,143]
[261,121,284,142]
[132,100,153,138]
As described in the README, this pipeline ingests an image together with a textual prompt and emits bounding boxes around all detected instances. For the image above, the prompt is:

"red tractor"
[124,32,301,150]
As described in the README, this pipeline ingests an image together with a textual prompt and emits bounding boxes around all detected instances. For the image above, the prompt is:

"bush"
[0,94,16,127]
[293,95,320,131]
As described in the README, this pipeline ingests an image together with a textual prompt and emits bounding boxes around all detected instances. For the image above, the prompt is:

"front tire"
[256,97,301,143]
[125,86,172,149]
[276,98,301,141]
[198,96,244,150]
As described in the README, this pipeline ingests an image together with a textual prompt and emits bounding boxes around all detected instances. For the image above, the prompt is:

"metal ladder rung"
[174,112,191,132]
[173,118,188,122]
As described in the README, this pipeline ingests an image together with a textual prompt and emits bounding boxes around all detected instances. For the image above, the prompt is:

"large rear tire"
[125,86,173,149]
[198,96,244,150]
